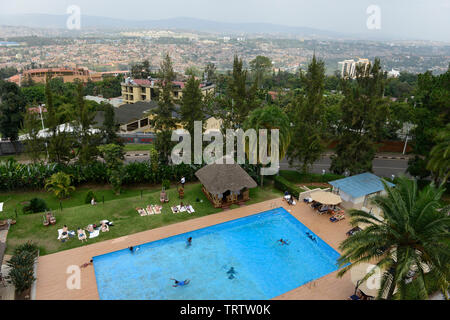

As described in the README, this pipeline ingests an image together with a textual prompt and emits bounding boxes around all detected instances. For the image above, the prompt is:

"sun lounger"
[330,214,345,222]
[152,205,162,214]
[179,206,187,212]
[57,229,75,240]
[136,208,147,216]
[88,229,100,239]
[186,205,195,214]
[171,206,180,213]
[146,205,154,215]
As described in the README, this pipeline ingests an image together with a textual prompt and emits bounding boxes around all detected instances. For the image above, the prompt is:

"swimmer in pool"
[186,237,192,247]
[171,278,190,287]
[227,267,237,279]
[278,238,289,245]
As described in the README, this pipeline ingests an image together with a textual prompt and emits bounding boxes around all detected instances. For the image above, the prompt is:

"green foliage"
[250,55,272,88]
[286,54,327,173]
[180,75,206,140]
[330,58,389,175]
[273,175,303,199]
[162,179,171,190]
[151,54,177,164]
[22,108,44,163]
[22,198,48,214]
[0,80,26,142]
[84,190,96,204]
[98,144,125,194]
[7,241,38,295]
[44,172,76,199]
[337,177,450,300]
[427,124,450,184]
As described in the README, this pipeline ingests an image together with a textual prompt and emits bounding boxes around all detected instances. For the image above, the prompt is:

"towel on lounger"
[89,229,100,238]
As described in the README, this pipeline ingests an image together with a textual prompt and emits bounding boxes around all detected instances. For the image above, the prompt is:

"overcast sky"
[1,0,450,41]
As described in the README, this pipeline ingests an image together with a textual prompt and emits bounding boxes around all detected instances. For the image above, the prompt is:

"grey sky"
[1,0,450,41]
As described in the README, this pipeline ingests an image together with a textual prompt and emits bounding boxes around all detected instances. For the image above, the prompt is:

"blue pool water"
[93,207,342,300]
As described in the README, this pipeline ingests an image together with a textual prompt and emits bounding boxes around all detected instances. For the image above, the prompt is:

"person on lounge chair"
[101,221,109,232]
[77,228,87,242]
[348,290,363,300]
[330,213,345,222]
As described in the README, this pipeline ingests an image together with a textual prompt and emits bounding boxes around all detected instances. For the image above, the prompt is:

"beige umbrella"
[350,263,383,298]
[309,190,342,205]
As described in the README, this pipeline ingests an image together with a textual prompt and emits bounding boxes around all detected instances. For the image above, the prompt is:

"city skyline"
[1,0,450,42]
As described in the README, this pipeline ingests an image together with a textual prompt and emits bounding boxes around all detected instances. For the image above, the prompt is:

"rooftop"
[329,172,395,198]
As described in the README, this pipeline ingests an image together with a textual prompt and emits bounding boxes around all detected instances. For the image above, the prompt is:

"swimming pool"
[93,207,342,300]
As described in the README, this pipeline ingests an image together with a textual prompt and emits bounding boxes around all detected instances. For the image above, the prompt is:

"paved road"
[125,152,409,178]
[280,155,410,178]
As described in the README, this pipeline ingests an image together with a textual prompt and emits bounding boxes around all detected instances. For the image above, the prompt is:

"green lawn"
[3,183,283,256]
[123,144,154,152]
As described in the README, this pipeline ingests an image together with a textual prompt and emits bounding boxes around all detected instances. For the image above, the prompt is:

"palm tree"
[243,105,291,186]
[427,124,450,184]
[44,172,76,199]
[337,176,450,299]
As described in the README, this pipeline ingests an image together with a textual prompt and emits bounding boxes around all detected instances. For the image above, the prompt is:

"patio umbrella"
[309,191,342,205]
[350,263,383,298]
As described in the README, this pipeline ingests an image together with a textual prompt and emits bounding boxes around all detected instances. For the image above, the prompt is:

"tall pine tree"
[330,58,389,175]
[286,54,327,173]
[151,53,177,164]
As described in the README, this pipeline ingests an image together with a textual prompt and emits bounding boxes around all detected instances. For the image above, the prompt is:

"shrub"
[22,198,48,214]
[273,175,304,199]
[162,179,170,190]
[84,190,96,204]
[279,170,344,183]
[7,241,38,295]
[45,172,76,199]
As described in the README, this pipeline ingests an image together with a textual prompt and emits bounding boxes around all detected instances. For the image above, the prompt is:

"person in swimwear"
[171,278,190,287]
[186,237,192,247]
[278,238,289,245]
[80,259,93,268]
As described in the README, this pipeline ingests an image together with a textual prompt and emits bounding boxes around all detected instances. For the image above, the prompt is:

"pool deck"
[35,198,355,300]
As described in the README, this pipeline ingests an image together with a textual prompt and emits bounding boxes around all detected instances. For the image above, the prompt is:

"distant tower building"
[387,68,401,78]
[338,58,370,79]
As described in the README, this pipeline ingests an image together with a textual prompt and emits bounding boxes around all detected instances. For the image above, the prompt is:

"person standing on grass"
[180,176,186,188]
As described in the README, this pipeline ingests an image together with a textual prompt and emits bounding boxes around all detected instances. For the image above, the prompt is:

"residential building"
[121,78,215,104]
[7,67,102,86]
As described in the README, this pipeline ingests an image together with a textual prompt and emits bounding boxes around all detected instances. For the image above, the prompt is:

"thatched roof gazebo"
[195,163,257,208]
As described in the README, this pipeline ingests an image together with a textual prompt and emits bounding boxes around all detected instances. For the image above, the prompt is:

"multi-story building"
[338,58,370,79]
[121,78,215,104]
[7,67,102,86]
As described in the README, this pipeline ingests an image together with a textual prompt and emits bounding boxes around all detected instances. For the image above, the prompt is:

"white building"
[387,68,401,78]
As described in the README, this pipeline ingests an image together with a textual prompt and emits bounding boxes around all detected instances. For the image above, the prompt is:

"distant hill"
[0,14,359,39]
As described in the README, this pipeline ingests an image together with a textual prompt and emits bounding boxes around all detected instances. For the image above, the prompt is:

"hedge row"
[273,175,304,199]
[0,158,261,192]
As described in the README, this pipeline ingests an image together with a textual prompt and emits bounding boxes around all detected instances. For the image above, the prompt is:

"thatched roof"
[195,163,257,195]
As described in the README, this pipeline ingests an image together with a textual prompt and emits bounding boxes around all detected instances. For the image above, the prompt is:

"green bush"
[84,190,96,204]
[274,175,304,199]
[22,198,48,214]
[162,179,171,190]
[7,241,38,295]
